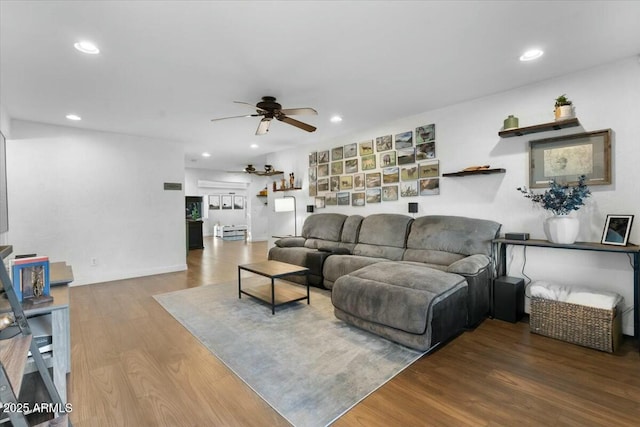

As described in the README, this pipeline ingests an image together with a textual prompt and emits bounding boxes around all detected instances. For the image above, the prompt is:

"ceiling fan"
[211,96,318,135]
[227,164,284,176]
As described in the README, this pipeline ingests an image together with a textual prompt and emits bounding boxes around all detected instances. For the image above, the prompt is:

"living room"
[1,1,639,426]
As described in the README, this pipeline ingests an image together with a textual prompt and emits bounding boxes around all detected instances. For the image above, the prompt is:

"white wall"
[5,120,187,285]
[184,167,270,241]
[0,103,11,245]
[267,57,640,334]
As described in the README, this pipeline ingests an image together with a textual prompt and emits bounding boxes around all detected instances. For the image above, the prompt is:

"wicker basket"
[530,296,622,353]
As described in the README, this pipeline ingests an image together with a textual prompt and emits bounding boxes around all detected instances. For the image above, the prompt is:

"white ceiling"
[1,1,639,171]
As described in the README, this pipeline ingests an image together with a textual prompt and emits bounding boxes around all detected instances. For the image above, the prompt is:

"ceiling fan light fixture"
[330,115,343,123]
[519,48,544,62]
[74,40,100,54]
[65,114,82,121]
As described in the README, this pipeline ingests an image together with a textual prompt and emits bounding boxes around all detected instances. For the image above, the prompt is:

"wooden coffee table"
[238,260,310,314]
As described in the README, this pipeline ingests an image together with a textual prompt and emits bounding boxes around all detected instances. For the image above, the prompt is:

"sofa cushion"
[301,213,347,242]
[406,215,501,257]
[341,215,364,243]
[322,254,386,288]
[332,262,466,335]
[356,214,413,247]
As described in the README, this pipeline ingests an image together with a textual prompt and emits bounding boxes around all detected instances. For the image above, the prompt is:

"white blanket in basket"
[529,281,623,310]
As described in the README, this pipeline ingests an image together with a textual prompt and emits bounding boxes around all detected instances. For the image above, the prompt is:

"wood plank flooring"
[68,237,640,426]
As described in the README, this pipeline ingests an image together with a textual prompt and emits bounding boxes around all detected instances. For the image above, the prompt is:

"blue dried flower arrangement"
[517,175,591,215]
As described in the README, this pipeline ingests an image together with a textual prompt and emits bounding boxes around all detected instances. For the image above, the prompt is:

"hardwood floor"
[68,238,640,426]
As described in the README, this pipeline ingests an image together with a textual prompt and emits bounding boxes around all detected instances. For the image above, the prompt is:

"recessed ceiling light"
[330,115,343,123]
[520,49,544,62]
[201,152,211,157]
[74,41,100,55]
[65,114,81,121]
[250,144,259,149]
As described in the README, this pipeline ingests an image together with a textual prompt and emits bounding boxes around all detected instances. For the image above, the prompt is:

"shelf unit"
[498,118,580,138]
[442,168,506,177]
[273,187,302,192]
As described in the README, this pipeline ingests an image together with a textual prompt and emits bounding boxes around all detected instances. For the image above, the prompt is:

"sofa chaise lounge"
[268,213,501,351]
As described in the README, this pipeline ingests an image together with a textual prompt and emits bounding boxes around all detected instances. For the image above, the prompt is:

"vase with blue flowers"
[517,175,591,244]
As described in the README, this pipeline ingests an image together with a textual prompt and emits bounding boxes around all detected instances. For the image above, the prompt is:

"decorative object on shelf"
[601,214,634,246]
[0,313,13,331]
[517,175,591,244]
[281,177,286,190]
[289,172,295,188]
[258,187,268,196]
[503,115,519,130]
[529,129,611,188]
[554,94,574,120]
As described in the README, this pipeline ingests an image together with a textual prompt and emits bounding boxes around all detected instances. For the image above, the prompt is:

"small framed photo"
[344,143,358,158]
[209,195,220,210]
[11,256,50,302]
[318,150,330,164]
[315,196,325,209]
[601,214,634,246]
[221,195,232,209]
[331,146,344,161]
[233,195,244,210]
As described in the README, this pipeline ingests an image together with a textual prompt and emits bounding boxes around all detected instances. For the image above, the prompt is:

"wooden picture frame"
[529,129,611,188]
[601,214,633,246]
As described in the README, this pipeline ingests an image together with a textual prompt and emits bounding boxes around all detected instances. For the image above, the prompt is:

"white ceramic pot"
[544,215,579,244]
[554,105,574,120]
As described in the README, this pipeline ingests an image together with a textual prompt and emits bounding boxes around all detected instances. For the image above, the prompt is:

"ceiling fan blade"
[256,118,272,135]
[234,101,267,113]
[211,114,260,122]
[279,107,318,116]
[277,116,317,133]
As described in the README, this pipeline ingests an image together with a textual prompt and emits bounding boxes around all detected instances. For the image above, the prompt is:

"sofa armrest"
[275,237,306,248]
[318,247,352,255]
[446,254,490,275]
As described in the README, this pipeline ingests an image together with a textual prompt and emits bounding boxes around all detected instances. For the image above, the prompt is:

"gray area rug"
[154,278,425,427]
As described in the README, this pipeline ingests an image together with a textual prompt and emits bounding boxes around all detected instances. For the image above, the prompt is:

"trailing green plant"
[517,175,591,215]
[555,94,572,107]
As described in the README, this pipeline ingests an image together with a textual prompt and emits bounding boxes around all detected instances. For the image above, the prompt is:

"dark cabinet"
[187,220,204,250]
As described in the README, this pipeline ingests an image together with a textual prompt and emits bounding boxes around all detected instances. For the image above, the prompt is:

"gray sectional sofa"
[268,213,501,351]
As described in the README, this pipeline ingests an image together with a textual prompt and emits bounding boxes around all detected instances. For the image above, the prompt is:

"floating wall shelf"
[273,187,302,192]
[442,168,506,177]
[498,118,580,138]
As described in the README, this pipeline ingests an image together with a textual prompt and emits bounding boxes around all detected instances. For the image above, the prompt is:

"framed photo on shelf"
[601,214,634,246]
[529,129,611,188]
[11,256,50,302]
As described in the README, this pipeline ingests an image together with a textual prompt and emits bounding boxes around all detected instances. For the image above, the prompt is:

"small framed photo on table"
[601,214,634,246]
[11,256,51,302]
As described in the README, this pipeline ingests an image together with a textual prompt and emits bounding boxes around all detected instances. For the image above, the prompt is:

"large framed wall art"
[529,129,611,188]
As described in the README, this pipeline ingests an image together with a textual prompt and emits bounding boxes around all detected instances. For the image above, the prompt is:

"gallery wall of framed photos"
[308,124,440,208]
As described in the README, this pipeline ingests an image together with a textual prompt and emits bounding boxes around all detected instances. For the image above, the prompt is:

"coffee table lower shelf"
[240,284,309,313]
[238,260,310,314]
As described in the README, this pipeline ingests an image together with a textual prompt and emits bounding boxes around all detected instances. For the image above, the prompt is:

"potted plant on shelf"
[517,175,591,244]
[554,94,574,120]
